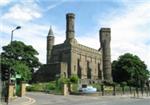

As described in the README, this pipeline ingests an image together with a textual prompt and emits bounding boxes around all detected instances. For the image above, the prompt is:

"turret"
[100,28,112,82]
[47,26,54,64]
[66,13,75,39]
[65,13,77,44]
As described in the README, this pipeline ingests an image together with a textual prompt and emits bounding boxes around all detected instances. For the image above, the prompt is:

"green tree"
[12,61,31,81]
[1,41,41,81]
[112,53,149,87]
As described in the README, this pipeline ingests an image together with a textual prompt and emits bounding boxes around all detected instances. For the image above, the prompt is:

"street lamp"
[5,26,21,104]
[11,26,21,43]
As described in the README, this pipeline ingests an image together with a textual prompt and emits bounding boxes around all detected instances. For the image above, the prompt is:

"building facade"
[34,13,112,83]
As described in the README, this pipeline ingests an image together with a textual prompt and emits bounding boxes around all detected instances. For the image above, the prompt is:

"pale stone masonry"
[34,13,112,83]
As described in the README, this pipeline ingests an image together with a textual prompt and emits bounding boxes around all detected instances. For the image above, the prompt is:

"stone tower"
[65,13,77,43]
[100,28,112,82]
[47,27,54,64]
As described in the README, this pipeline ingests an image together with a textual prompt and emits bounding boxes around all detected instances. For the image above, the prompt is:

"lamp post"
[11,26,21,43]
[5,26,21,104]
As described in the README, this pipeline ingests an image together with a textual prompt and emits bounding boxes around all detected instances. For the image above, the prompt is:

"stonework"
[34,13,112,83]
[100,28,112,82]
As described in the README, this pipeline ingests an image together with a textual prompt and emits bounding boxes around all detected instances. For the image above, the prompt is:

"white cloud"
[98,2,150,70]
[0,0,11,6]
[46,1,64,11]
[19,24,65,64]
[75,1,150,70]
[0,0,66,64]
[2,4,41,22]
[1,0,150,71]
[0,22,65,64]
[77,32,100,50]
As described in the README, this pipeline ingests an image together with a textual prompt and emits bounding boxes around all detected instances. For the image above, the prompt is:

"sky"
[0,0,150,70]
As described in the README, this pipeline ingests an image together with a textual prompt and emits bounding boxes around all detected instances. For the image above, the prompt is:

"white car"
[79,85,97,93]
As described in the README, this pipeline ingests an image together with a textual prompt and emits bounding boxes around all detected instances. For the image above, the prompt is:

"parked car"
[79,85,97,93]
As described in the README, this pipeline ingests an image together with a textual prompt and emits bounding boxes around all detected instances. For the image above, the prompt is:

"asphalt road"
[25,92,150,105]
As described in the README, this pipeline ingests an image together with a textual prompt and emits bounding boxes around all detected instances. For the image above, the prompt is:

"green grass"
[26,82,56,92]
[26,81,64,94]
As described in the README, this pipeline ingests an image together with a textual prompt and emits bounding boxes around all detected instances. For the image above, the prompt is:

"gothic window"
[98,63,101,79]
[74,65,76,72]
[87,61,91,79]
[77,59,81,78]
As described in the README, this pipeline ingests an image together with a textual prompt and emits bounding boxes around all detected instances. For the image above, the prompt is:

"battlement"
[66,13,75,18]
[77,44,100,55]
[100,28,111,32]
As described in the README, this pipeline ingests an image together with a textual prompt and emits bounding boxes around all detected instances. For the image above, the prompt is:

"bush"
[120,82,127,87]
[58,77,69,84]
[26,82,56,92]
[26,83,45,92]
[91,83,101,91]
[102,80,115,86]
[55,77,69,91]
[71,84,78,92]
[69,75,79,84]
[45,82,56,90]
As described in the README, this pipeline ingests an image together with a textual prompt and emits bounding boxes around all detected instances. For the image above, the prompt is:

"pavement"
[4,96,35,105]
[5,92,150,105]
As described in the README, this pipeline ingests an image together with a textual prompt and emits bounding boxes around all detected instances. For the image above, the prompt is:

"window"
[74,65,76,72]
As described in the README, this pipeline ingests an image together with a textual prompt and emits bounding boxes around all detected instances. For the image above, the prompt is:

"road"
[24,92,150,105]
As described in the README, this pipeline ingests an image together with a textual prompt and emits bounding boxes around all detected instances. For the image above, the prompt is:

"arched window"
[77,59,81,78]
[87,61,91,79]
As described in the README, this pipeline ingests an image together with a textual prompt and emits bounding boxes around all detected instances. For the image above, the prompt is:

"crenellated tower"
[47,26,54,64]
[100,28,112,82]
[65,13,77,44]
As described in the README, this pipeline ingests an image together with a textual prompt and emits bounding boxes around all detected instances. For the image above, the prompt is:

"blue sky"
[0,0,150,70]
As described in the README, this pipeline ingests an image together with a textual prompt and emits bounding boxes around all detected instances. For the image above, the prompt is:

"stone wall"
[70,43,102,80]
[20,83,26,97]
[33,62,68,82]
[8,84,15,100]
[45,35,103,81]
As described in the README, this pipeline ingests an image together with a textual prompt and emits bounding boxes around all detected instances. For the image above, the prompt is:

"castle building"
[34,13,112,83]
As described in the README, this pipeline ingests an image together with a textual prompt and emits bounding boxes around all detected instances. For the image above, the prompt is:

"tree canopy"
[1,41,41,81]
[112,53,149,87]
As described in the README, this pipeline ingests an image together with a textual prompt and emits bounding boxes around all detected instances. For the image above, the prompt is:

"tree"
[1,41,41,81]
[112,53,149,87]
[69,75,79,84]
[12,61,31,81]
